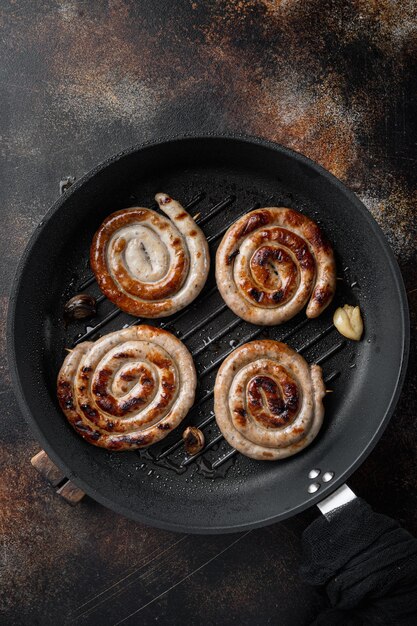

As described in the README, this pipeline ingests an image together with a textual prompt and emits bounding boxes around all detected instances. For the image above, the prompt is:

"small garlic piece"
[64,293,97,322]
[333,304,363,341]
[182,426,205,456]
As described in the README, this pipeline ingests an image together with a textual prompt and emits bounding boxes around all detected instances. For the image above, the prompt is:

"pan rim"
[7,133,410,533]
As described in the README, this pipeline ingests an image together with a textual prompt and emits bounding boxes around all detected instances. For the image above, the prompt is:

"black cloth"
[300,498,417,625]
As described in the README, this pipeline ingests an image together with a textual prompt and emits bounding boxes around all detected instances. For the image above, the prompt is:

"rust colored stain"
[195,0,416,259]
[0,442,177,619]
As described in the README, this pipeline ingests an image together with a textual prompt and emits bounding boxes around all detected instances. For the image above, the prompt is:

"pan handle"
[317,483,356,519]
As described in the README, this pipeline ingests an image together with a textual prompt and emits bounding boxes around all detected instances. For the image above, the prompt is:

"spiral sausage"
[216,207,336,325]
[214,340,325,460]
[57,325,196,451]
[90,193,210,317]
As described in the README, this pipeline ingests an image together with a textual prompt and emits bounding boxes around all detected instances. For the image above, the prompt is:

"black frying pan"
[7,135,409,533]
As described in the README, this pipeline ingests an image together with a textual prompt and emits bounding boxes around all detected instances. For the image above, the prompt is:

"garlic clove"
[64,293,97,322]
[333,304,363,341]
[182,426,205,456]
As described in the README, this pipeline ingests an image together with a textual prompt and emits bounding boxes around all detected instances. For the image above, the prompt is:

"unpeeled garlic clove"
[182,426,205,456]
[64,293,97,322]
[333,304,363,341]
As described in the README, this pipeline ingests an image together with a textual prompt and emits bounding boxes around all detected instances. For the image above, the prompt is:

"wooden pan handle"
[31,450,85,505]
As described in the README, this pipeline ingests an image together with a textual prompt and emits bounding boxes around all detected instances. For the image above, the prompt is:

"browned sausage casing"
[57,325,196,451]
[214,340,325,460]
[216,207,336,325]
[90,193,210,318]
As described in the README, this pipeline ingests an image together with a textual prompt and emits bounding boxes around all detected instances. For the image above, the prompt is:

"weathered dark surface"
[1,1,416,624]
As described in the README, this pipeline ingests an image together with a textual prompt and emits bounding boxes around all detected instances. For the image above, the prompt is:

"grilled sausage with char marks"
[91,194,210,317]
[216,207,336,325]
[214,340,325,460]
[57,325,196,451]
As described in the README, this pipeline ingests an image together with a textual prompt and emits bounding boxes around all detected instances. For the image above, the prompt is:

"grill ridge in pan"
[7,135,409,533]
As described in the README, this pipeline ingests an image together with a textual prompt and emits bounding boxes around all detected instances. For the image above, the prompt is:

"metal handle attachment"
[317,483,356,519]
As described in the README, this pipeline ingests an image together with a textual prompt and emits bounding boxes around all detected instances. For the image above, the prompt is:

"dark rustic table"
[1,2,416,625]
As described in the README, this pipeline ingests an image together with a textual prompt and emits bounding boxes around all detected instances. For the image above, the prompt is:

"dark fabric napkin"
[300,498,417,625]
